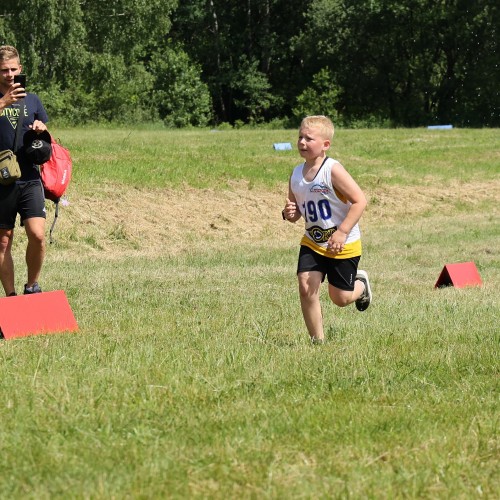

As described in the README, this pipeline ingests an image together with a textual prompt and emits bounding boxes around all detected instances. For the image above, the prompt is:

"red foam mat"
[0,290,78,340]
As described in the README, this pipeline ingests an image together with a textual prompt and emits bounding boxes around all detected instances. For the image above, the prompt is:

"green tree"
[231,56,276,124]
[295,0,499,126]
[80,0,177,62]
[5,0,86,90]
[170,0,312,123]
[149,46,212,127]
[292,68,341,124]
[2,0,497,126]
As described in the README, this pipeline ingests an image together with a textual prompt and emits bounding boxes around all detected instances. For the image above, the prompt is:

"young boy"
[282,115,372,343]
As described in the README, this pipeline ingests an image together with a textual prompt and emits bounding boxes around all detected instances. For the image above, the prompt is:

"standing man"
[0,45,50,296]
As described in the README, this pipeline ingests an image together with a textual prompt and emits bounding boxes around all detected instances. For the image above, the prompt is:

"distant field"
[1,128,498,498]
[57,126,499,189]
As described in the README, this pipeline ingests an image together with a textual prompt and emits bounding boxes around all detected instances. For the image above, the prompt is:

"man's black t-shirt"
[0,93,49,181]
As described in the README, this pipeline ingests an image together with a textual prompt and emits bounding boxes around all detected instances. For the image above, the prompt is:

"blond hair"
[0,45,20,63]
[300,115,335,141]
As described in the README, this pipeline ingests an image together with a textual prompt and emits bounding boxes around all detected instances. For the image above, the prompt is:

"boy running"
[282,115,372,343]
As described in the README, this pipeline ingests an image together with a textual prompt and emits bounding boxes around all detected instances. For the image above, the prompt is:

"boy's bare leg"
[298,271,324,341]
[328,280,365,307]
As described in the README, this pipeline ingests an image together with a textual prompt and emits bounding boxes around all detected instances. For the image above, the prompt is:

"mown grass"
[60,126,499,189]
[0,127,498,498]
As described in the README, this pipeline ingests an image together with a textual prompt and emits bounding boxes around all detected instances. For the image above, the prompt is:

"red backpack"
[40,137,72,242]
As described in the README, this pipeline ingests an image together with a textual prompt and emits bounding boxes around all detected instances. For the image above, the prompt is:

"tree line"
[1,0,498,127]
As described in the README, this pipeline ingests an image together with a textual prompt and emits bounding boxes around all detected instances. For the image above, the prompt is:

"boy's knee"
[328,289,353,307]
[298,285,310,300]
[299,284,319,301]
[331,297,350,307]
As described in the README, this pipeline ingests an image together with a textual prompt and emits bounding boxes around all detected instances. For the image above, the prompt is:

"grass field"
[1,127,499,498]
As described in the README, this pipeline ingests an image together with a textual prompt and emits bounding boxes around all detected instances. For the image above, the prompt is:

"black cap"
[23,130,52,164]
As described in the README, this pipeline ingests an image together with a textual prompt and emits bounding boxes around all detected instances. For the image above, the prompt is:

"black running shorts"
[297,245,360,291]
[0,181,46,229]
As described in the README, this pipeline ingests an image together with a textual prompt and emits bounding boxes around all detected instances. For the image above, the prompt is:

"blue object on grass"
[273,142,293,150]
[427,125,453,130]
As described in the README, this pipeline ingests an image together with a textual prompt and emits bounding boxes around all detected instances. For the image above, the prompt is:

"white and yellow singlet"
[290,157,362,259]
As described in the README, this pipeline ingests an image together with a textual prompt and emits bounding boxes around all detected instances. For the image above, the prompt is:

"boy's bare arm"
[283,179,301,222]
[326,162,367,253]
[331,162,367,233]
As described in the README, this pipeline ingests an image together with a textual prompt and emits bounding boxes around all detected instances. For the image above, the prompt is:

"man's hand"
[0,83,26,108]
[30,120,48,133]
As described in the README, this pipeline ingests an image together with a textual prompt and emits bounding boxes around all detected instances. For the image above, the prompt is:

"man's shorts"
[0,180,46,229]
[297,245,361,291]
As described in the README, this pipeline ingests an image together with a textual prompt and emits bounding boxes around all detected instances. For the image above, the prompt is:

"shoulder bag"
[0,101,24,185]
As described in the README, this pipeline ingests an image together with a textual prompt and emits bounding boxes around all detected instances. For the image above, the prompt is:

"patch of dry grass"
[43,178,499,260]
